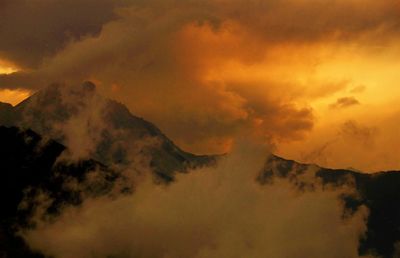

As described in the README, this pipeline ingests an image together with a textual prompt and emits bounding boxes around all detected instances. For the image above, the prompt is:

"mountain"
[0,126,121,257]
[2,125,400,258]
[0,82,218,256]
[0,82,216,182]
[0,101,14,125]
[2,82,400,258]
[260,155,400,258]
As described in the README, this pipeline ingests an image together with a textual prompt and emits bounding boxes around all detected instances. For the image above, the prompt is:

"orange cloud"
[0,89,30,106]
[0,59,18,75]
[0,0,400,169]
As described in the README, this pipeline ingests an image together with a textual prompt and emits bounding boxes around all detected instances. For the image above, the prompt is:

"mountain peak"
[1,82,216,181]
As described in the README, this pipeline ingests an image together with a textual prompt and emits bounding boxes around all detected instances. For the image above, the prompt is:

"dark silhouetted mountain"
[0,82,216,182]
[0,102,14,126]
[260,155,400,258]
[0,126,120,257]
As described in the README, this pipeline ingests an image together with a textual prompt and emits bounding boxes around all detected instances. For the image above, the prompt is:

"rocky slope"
[260,155,400,258]
[0,126,120,257]
[0,82,216,182]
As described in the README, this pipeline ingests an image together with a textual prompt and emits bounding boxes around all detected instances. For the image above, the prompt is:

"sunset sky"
[1,0,400,172]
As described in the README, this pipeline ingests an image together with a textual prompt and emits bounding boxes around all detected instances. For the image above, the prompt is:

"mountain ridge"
[0,82,217,182]
[1,82,400,257]
[1,124,400,257]
[260,154,400,258]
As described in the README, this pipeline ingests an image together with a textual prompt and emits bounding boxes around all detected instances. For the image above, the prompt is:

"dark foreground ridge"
[0,126,120,257]
[260,155,400,258]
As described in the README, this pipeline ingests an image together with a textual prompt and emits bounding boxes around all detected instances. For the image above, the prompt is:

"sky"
[1,0,400,172]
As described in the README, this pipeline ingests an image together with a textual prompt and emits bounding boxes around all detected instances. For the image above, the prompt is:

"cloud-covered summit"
[0,81,216,181]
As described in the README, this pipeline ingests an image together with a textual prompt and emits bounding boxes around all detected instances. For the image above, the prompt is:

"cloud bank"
[22,142,369,258]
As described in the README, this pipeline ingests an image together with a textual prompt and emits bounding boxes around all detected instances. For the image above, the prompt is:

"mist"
[22,141,369,258]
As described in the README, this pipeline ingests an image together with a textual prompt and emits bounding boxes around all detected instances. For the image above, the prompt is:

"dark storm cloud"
[220,0,400,43]
[1,0,399,70]
[0,0,128,68]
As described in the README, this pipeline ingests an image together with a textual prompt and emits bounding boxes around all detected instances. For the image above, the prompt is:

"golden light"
[0,89,31,106]
[0,60,31,106]
[174,22,400,171]
[0,60,18,75]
